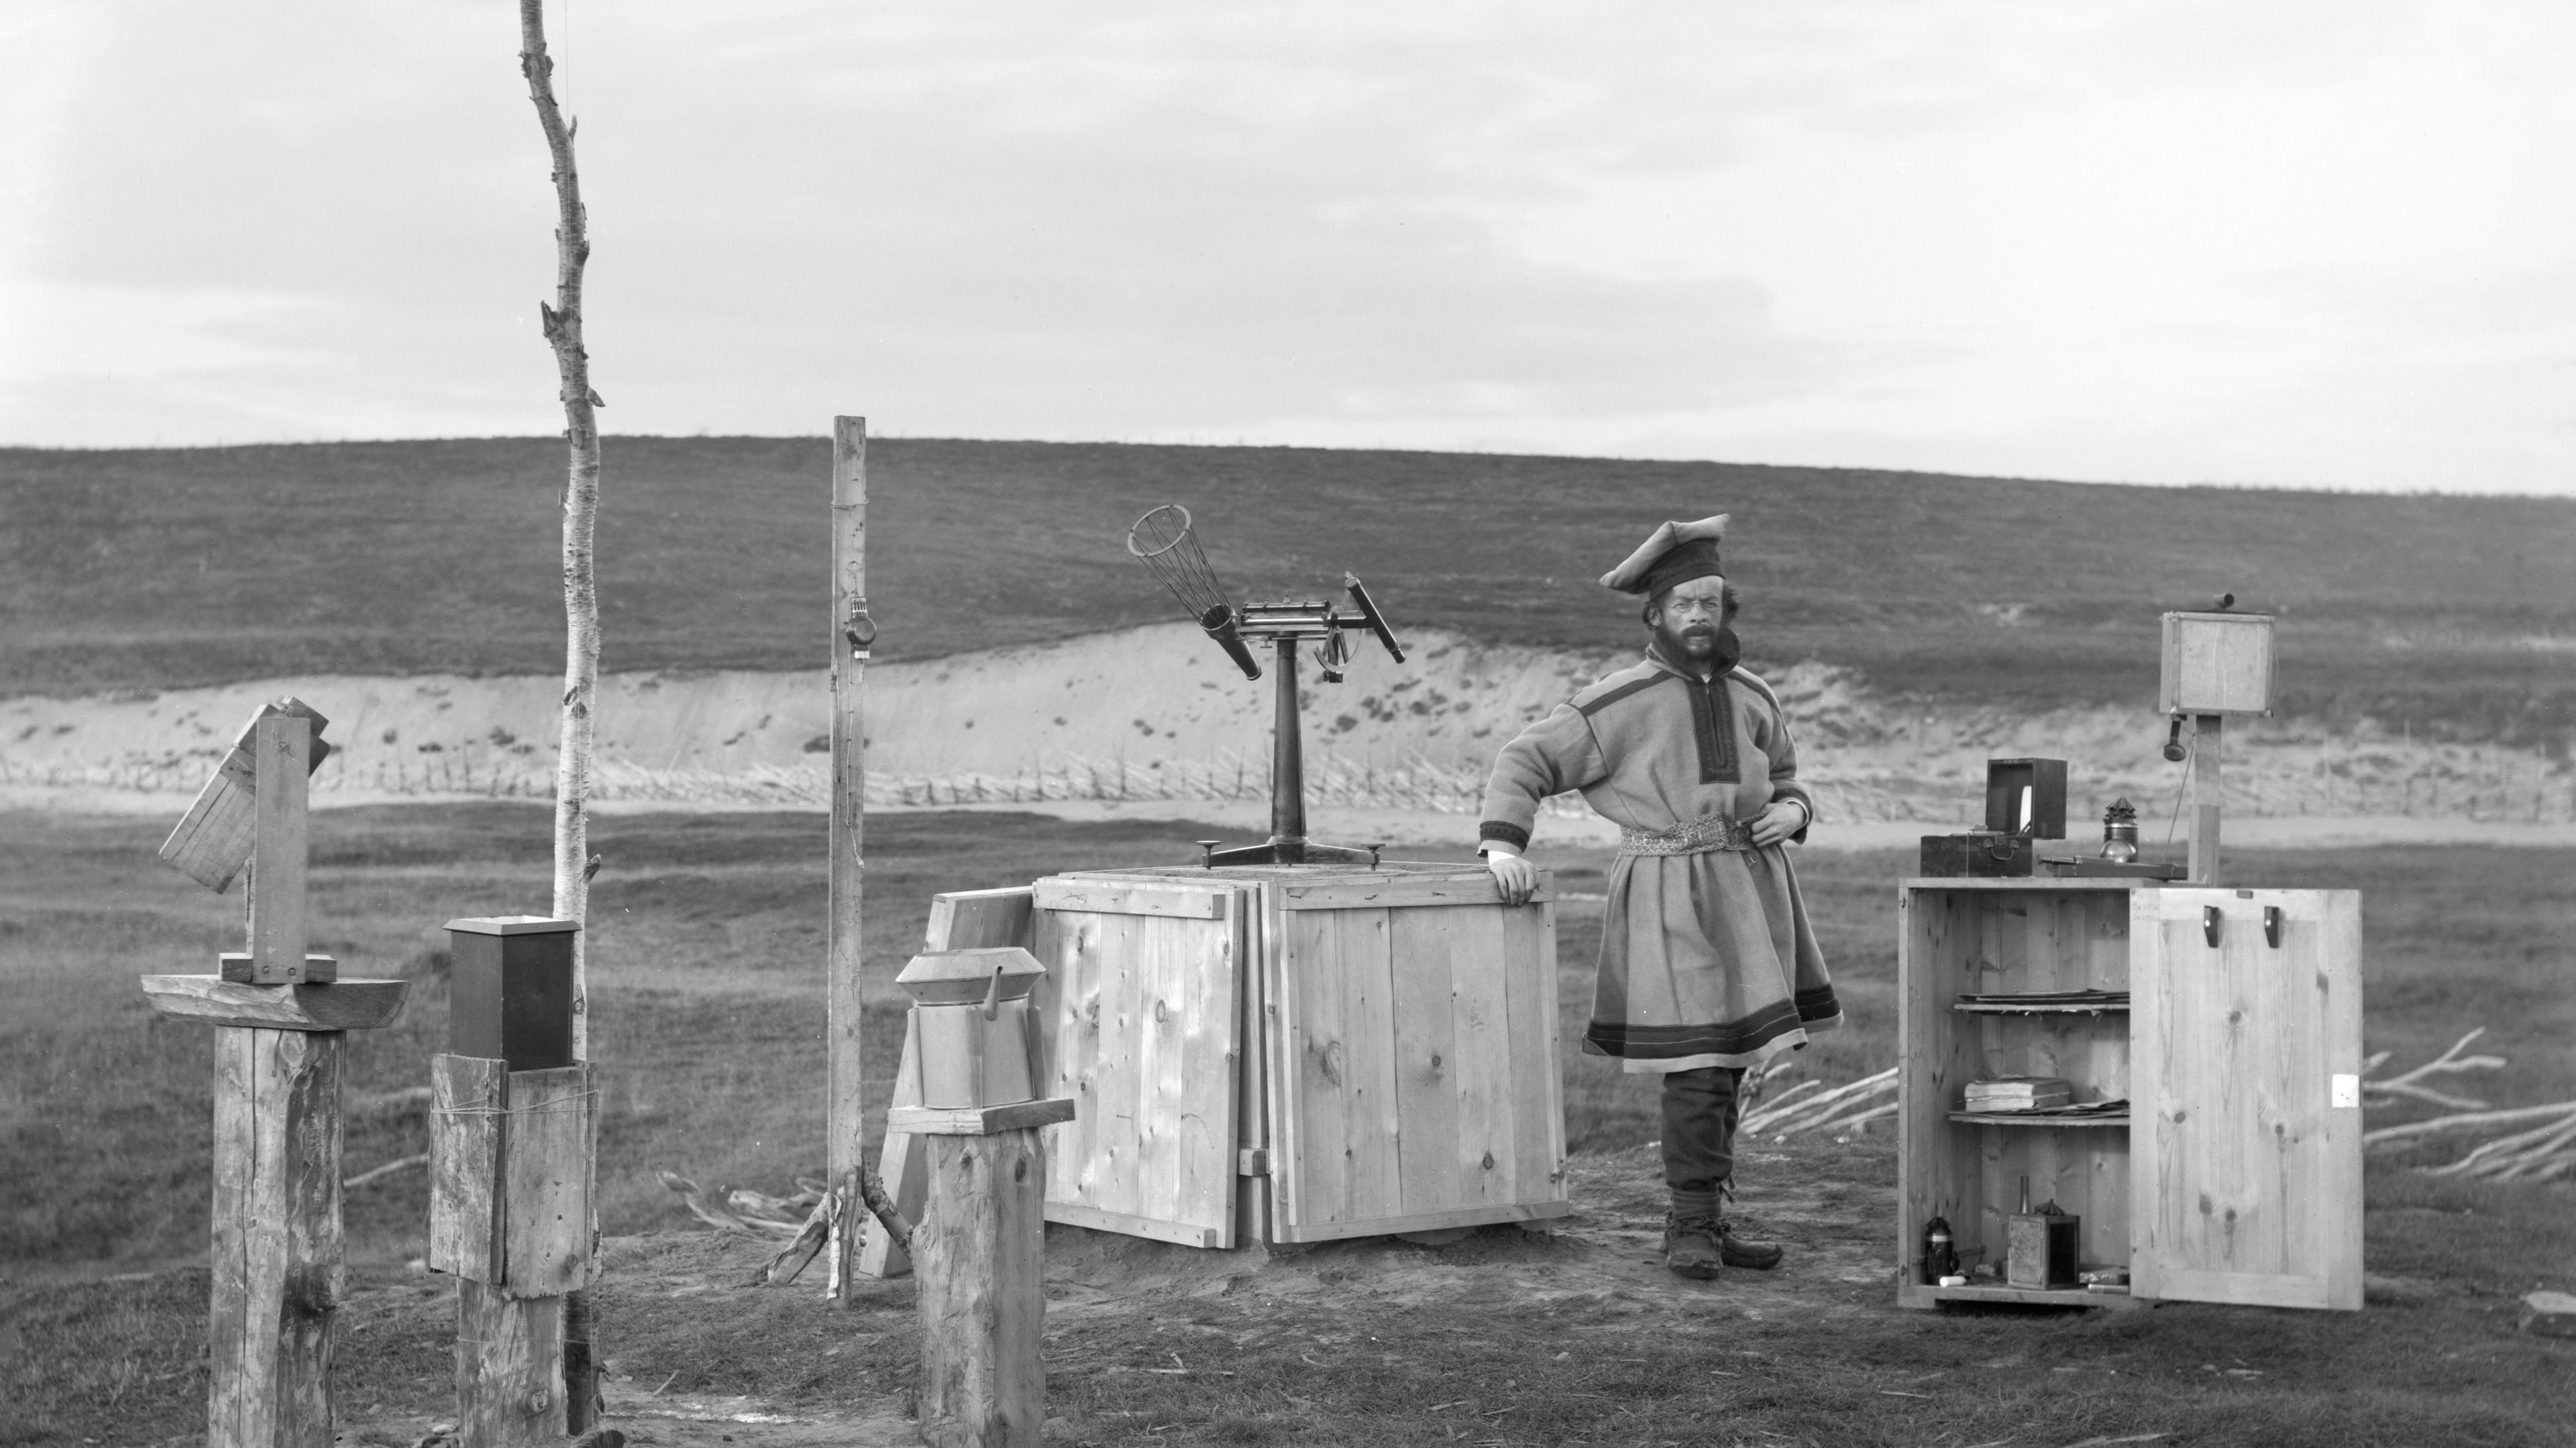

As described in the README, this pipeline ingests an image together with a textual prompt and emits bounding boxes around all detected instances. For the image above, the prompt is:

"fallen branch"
[343,1154,429,1189]
[659,1170,802,1239]
[753,1187,838,1287]
[2361,1027,2506,1112]
[2424,1113,2576,1178]
[859,1167,914,1251]
[1738,1079,1822,1127]
[2364,1101,2576,1150]
[1748,1068,1896,1135]
[348,1086,434,1119]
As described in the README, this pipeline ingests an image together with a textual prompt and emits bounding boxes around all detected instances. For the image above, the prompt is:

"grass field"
[7,437,2575,738]
[3,807,2572,1445]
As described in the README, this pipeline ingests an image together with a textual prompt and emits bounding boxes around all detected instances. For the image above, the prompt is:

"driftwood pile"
[2361,1028,2576,1182]
[658,1168,915,1288]
[1741,1062,1898,1140]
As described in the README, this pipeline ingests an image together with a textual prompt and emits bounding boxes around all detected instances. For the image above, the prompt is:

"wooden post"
[207,1027,342,1448]
[2188,713,2222,883]
[911,1128,1052,1448]
[828,414,871,1298]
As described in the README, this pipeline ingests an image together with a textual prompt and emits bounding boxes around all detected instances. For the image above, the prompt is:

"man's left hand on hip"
[1748,799,1808,848]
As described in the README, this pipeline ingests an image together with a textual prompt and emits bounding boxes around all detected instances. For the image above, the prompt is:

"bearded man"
[1477,514,1840,1280]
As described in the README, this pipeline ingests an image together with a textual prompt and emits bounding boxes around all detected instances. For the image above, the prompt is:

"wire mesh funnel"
[1126,504,1234,625]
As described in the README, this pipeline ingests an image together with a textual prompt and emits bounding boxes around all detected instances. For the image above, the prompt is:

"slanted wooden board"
[500,1065,594,1299]
[1033,878,1244,1249]
[857,887,1035,1280]
[429,1055,508,1284]
[2131,888,2363,1311]
[158,699,332,894]
[206,1026,341,1448]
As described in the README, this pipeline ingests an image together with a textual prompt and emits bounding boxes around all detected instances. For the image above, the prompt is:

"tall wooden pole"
[518,0,601,1425]
[827,416,871,1298]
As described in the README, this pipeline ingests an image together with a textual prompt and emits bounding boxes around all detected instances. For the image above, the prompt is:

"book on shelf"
[1964,1076,2073,1111]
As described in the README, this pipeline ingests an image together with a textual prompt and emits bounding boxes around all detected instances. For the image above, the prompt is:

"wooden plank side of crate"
[1034,879,1226,920]
[1501,900,1564,1206]
[1036,906,1104,1211]
[160,748,260,892]
[1896,887,1982,1306]
[1035,898,1239,1246]
[1275,875,1552,911]
[1269,906,1349,1229]
[1169,909,1240,1243]
[1444,903,1517,1208]
[1333,906,1402,1225]
[1388,907,1464,1217]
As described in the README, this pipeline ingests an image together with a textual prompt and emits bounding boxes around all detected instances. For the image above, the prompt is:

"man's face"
[1649,577,1729,661]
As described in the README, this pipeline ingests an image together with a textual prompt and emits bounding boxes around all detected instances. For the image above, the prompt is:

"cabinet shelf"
[1952,1000,2129,1015]
[1948,1111,2130,1129]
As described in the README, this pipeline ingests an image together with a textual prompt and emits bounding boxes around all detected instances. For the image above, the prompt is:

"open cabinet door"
[1031,877,1245,1249]
[2130,888,2364,1310]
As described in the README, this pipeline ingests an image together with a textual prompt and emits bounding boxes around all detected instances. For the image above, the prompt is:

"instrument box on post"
[445,916,579,1070]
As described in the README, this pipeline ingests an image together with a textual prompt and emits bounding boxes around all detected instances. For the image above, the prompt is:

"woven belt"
[1618,813,1757,856]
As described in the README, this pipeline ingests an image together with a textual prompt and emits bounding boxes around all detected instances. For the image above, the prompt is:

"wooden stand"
[144,707,410,1447]
[1896,879,2363,1313]
[896,1101,1073,1448]
[430,1056,598,1447]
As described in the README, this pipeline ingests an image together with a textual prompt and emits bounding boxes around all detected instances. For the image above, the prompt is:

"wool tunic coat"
[1477,640,1841,1073]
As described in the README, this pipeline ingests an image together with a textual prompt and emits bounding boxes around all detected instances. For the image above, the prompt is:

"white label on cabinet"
[2330,1073,2361,1109]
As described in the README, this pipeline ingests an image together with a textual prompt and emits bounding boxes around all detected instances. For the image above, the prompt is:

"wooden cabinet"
[1897,880,2363,1311]
[1027,862,1570,1249]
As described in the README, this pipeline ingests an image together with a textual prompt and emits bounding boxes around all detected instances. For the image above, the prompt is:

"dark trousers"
[1659,1066,1746,1211]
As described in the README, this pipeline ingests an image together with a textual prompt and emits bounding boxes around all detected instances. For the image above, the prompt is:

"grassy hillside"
[5,437,2571,737]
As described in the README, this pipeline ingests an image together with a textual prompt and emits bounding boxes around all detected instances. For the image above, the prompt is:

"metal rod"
[1271,636,1306,861]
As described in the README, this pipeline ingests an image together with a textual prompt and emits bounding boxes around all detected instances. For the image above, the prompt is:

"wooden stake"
[915,1129,1048,1448]
[206,1027,343,1448]
[458,1281,568,1448]
[827,414,870,1299]
[2187,713,2222,883]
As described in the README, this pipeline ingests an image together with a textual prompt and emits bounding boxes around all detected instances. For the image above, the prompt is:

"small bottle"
[1923,1216,1957,1284]
[2019,1174,2033,1215]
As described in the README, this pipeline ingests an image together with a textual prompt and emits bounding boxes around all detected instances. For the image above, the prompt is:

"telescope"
[1126,504,1407,866]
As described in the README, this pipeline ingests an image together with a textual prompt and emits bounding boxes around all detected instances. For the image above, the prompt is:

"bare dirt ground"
[330,1139,1900,1448]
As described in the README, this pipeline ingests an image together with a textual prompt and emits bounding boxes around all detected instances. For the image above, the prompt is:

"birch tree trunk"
[519,0,602,1431]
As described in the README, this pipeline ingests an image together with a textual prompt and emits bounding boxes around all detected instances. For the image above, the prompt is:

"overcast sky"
[3,1,2570,494]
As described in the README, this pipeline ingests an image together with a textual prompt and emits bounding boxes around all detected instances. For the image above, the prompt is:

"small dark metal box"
[2007,1209,2083,1289]
[1984,758,2069,838]
[1919,832,2035,877]
[445,915,579,1070]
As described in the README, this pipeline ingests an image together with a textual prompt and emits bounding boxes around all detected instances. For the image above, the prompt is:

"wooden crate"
[1896,879,2361,1311]
[1029,863,1569,1248]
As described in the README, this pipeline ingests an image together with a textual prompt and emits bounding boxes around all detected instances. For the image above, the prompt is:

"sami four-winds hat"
[1598,514,1729,596]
